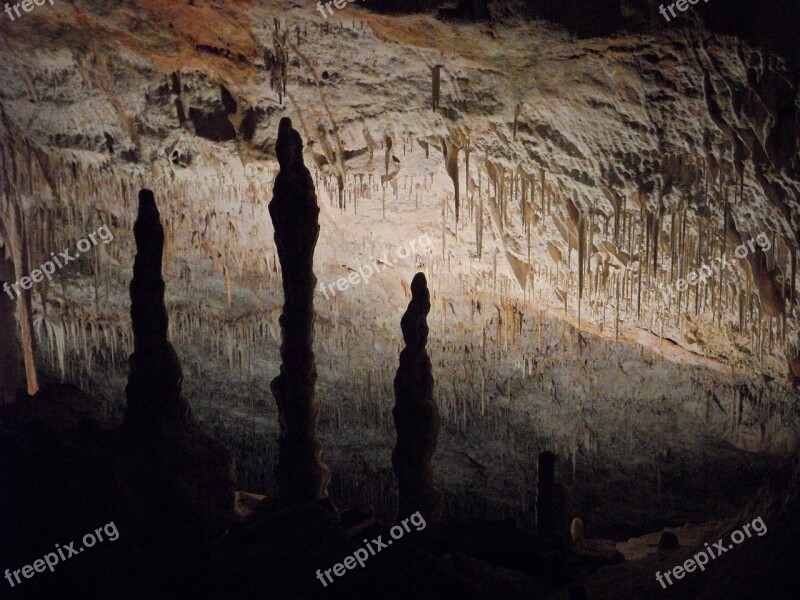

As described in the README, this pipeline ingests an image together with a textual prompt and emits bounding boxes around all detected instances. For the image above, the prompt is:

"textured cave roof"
[0,0,798,382]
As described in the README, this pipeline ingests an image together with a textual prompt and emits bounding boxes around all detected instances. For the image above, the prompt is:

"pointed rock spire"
[269,117,331,505]
[123,189,189,437]
[393,272,443,522]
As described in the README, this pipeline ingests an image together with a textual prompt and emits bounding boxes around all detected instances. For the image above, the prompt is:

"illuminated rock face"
[0,0,798,535]
[269,117,331,505]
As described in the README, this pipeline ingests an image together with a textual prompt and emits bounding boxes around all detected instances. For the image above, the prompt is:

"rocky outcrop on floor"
[586,452,800,599]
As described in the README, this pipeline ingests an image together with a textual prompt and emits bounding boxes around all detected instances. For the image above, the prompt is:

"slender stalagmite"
[123,189,190,437]
[393,273,443,522]
[269,117,331,505]
[120,189,235,536]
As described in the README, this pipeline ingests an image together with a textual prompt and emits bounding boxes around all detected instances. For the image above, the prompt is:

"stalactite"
[384,134,393,176]
[0,245,20,404]
[265,18,289,104]
[0,152,39,395]
[791,247,797,307]
[477,184,484,259]
[513,102,522,140]
[440,132,462,226]
[431,65,441,111]
[463,132,471,216]
[789,343,800,388]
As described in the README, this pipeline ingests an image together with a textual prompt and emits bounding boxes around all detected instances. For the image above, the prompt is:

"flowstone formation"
[269,117,331,506]
[393,272,443,522]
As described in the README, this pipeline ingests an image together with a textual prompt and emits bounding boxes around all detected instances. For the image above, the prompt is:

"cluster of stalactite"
[264,18,289,105]
[0,119,295,401]
[315,168,435,216]
[31,254,792,460]
[0,123,51,396]
[5,103,798,411]
[378,122,800,382]
[302,102,794,382]
[9,129,792,520]
[33,305,283,386]
[2,49,796,428]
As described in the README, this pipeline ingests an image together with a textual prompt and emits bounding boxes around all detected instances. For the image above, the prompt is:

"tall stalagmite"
[123,189,190,437]
[119,189,234,539]
[269,117,331,505]
[393,272,443,522]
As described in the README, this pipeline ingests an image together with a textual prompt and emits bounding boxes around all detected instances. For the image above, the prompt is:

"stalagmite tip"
[410,272,428,299]
[276,117,304,169]
[138,188,157,211]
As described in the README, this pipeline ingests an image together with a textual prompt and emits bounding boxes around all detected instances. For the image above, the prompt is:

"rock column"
[269,117,331,505]
[393,272,443,522]
[120,189,234,538]
[123,189,189,437]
